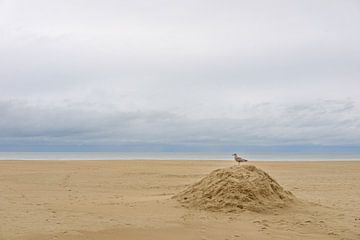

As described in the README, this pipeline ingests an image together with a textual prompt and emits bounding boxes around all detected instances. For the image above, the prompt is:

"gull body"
[232,153,248,165]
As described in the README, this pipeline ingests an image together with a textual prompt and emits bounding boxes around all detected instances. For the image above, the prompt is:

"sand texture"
[174,165,297,212]
[0,160,360,240]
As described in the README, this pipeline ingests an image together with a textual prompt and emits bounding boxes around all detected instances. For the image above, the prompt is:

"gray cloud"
[0,0,360,150]
[0,99,359,150]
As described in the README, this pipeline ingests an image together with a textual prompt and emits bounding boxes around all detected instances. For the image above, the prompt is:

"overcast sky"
[1,0,360,151]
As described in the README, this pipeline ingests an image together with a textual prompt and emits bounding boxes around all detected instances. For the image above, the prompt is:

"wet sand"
[0,160,359,240]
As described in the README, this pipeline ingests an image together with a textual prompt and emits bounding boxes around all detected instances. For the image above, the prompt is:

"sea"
[0,152,359,161]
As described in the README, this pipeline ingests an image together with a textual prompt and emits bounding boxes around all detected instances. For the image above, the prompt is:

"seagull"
[232,153,248,165]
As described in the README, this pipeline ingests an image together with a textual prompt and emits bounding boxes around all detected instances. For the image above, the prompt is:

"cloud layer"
[1,99,359,151]
[1,0,360,151]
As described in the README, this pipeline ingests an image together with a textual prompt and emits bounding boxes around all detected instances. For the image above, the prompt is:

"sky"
[0,0,360,152]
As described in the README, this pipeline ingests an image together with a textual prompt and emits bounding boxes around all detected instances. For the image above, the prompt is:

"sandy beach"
[0,160,359,240]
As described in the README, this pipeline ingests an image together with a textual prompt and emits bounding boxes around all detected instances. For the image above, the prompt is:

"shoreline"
[1,159,360,162]
[1,152,360,161]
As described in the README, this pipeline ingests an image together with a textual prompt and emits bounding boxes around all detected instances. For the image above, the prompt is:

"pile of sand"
[174,165,297,212]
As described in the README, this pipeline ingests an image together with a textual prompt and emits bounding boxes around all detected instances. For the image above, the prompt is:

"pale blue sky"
[0,0,359,151]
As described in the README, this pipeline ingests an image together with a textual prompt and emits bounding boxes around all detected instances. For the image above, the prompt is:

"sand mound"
[174,165,297,212]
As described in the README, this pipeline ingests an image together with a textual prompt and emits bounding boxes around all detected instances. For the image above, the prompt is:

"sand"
[174,165,297,213]
[0,160,360,240]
